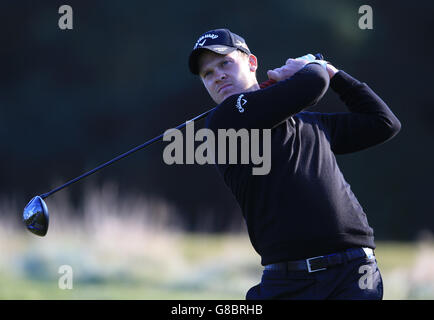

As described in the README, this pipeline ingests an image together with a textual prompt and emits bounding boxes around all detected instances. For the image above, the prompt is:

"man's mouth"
[218,84,232,93]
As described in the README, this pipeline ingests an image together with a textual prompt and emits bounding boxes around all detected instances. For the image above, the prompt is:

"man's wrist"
[326,64,339,79]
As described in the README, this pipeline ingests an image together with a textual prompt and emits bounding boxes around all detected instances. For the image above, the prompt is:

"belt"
[264,247,375,273]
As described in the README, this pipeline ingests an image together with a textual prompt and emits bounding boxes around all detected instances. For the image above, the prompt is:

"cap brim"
[189,46,237,75]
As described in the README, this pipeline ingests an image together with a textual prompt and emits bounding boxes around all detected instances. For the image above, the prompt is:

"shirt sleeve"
[316,70,401,155]
[205,63,330,132]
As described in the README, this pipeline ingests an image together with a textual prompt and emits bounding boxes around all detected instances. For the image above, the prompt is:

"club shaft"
[40,53,324,200]
[40,107,216,199]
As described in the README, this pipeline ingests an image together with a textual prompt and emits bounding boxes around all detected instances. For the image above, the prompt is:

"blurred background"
[0,0,433,299]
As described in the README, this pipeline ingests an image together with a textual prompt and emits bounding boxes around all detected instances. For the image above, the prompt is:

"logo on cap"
[213,47,228,52]
[234,39,249,51]
[193,33,219,49]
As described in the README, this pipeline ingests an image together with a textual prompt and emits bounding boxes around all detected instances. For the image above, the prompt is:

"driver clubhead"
[23,195,49,236]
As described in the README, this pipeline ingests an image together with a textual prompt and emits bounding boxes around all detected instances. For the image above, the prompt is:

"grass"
[0,231,261,300]
[1,186,433,300]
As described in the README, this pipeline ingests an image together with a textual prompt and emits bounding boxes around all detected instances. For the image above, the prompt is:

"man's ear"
[248,54,258,72]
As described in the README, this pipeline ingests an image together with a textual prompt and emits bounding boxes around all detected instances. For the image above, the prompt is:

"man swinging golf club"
[188,28,401,299]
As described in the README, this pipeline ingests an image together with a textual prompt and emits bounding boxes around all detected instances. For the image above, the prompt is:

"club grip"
[314,53,324,60]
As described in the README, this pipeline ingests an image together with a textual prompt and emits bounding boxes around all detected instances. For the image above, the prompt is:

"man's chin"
[219,90,241,104]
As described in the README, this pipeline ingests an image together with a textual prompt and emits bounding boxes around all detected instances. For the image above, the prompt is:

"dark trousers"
[246,256,383,300]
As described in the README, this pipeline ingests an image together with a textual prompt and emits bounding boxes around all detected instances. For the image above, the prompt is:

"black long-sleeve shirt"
[205,63,401,265]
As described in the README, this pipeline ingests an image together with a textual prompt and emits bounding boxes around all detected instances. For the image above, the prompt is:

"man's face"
[198,50,259,104]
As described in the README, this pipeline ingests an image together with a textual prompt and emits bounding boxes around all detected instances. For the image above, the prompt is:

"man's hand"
[267,58,308,82]
[267,54,339,82]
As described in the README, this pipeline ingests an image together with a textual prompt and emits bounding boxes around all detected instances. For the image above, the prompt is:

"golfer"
[188,28,401,299]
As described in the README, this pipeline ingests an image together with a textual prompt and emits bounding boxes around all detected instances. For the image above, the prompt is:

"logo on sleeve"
[236,94,247,113]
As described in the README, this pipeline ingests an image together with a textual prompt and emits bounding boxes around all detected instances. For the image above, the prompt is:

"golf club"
[22,53,324,236]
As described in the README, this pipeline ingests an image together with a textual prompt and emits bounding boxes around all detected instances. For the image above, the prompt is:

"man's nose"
[215,69,227,82]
